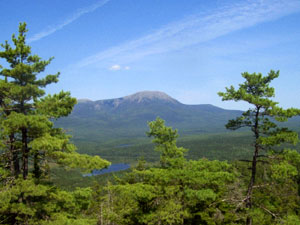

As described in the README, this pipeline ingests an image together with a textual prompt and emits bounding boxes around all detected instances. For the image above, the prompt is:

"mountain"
[55,91,300,162]
[57,91,242,141]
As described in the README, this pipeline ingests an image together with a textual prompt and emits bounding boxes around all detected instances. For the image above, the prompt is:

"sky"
[0,0,300,110]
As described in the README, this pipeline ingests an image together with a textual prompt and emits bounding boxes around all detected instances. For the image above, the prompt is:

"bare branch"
[257,205,278,218]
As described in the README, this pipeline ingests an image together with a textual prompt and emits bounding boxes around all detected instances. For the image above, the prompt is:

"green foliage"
[0,23,110,224]
[147,117,187,168]
[219,70,300,224]
[250,151,300,224]
[218,71,300,150]
[35,91,77,119]
[0,170,97,224]
[0,22,110,180]
[97,119,238,225]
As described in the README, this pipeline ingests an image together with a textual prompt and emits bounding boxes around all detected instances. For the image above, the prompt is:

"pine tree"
[218,70,300,225]
[147,117,186,168]
[0,23,110,224]
[0,22,110,179]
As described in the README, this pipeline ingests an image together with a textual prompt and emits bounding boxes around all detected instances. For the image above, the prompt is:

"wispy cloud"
[28,0,110,43]
[75,0,300,69]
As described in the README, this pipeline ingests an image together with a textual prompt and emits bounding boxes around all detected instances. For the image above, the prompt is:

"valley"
[56,91,248,162]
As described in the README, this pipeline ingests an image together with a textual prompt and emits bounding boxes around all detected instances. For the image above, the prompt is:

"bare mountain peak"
[124,91,178,103]
[78,91,180,110]
[77,98,93,103]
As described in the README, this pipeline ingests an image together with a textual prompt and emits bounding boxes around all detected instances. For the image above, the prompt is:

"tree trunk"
[9,133,20,177]
[33,152,41,179]
[9,134,14,174]
[245,106,260,225]
[22,128,29,180]
[245,144,259,225]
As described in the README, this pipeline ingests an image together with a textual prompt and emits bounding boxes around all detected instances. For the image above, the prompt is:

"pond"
[83,163,130,177]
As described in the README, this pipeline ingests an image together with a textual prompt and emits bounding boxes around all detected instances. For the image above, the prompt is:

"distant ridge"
[55,92,300,163]
[57,91,243,143]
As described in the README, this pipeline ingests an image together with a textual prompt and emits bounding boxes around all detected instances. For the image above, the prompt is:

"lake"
[83,163,130,177]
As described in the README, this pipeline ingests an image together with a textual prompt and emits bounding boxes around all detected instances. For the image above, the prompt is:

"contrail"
[28,0,111,43]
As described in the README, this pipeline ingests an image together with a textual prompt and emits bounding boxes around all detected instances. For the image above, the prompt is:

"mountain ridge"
[76,91,230,111]
[56,90,245,159]
[58,91,242,139]
[77,91,179,106]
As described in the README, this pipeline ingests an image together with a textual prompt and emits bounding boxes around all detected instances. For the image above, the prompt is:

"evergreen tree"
[98,118,237,225]
[218,70,300,225]
[0,23,110,224]
[147,117,186,168]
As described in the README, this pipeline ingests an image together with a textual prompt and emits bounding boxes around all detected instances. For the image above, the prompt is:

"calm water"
[83,163,130,177]
[115,144,134,148]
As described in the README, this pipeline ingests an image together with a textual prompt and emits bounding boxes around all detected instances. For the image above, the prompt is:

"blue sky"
[0,0,300,110]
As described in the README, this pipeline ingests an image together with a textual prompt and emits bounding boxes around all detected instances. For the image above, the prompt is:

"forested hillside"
[1,24,300,225]
[56,91,247,162]
[56,92,300,163]
[60,90,242,138]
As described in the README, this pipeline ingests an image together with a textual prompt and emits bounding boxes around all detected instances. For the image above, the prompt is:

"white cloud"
[108,65,131,71]
[28,0,111,43]
[109,64,121,70]
[75,0,300,69]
